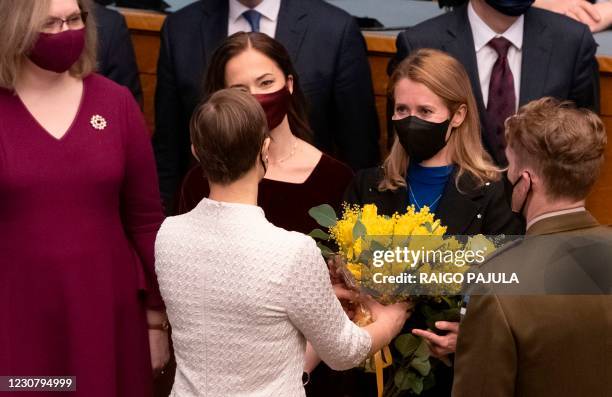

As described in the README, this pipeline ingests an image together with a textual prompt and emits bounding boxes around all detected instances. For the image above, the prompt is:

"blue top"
[406,162,455,213]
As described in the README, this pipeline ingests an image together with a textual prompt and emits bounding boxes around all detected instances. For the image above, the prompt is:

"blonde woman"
[0,0,168,395]
[346,48,521,235]
[344,48,523,396]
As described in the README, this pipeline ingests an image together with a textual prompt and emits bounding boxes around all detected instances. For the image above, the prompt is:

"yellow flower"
[347,262,362,280]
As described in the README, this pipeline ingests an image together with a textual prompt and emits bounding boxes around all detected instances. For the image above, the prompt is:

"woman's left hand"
[149,329,170,377]
[412,321,459,359]
[147,310,171,377]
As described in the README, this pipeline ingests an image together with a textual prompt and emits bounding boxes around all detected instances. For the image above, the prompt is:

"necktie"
[485,37,515,166]
[242,10,261,33]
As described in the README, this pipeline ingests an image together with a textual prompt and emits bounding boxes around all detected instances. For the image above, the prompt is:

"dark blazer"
[344,167,524,235]
[391,4,600,161]
[154,0,380,203]
[453,211,612,397]
[94,4,143,103]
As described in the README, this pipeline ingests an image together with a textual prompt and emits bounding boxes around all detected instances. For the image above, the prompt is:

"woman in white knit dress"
[155,89,410,397]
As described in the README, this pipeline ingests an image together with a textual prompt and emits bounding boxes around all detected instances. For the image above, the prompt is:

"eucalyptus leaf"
[423,371,436,391]
[357,249,373,264]
[308,228,331,240]
[410,357,431,376]
[414,338,431,359]
[412,376,424,395]
[394,368,418,392]
[394,333,421,358]
[316,242,334,258]
[370,239,387,253]
[308,204,338,228]
[352,220,367,240]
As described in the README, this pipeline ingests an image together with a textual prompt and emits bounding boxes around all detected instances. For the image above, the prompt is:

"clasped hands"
[328,256,459,361]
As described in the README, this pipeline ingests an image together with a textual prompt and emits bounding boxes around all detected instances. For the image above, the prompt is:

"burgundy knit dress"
[0,74,164,396]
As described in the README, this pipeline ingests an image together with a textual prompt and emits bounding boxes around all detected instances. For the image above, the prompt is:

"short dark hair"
[505,97,607,201]
[190,88,268,184]
[203,31,312,142]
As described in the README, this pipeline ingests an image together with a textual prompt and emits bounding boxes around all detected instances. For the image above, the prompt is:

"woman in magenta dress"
[0,0,169,395]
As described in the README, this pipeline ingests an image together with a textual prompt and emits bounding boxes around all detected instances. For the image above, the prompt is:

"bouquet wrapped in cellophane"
[309,203,496,396]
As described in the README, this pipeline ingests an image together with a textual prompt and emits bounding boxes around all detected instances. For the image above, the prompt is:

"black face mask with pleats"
[393,116,451,163]
[485,0,534,16]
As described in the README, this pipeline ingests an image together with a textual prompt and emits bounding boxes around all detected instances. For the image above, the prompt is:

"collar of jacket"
[526,211,600,236]
[374,166,489,234]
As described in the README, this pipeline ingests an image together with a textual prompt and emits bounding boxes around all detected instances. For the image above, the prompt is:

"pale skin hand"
[412,321,459,360]
[534,0,612,32]
[147,310,171,377]
[575,2,612,32]
[363,297,413,354]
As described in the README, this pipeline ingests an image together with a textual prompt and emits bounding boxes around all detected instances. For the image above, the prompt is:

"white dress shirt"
[467,1,524,110]
[228,0,281,38]
[527,207,587,231]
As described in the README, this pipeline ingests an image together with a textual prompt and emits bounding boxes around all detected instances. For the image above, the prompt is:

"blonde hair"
[506,97,607,201]
[381,49,500,192]
[0,0,97,90]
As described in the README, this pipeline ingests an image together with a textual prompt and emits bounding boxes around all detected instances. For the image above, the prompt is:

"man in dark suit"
[153,0,380,206]
[453,97,612,397]
[392,0,599,166]
[94,3,143,103]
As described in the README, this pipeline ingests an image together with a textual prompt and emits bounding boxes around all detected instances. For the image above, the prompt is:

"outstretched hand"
[412,321,459,362]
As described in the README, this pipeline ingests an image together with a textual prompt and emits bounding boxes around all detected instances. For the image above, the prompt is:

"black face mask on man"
[485,0,535,16]
[393,116,452,163]
[510,171,532,216]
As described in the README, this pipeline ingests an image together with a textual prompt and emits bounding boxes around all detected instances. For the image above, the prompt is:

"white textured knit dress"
[155,198,372,397]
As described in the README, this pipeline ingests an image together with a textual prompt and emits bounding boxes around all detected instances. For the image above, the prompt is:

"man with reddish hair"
[453,97,612,397]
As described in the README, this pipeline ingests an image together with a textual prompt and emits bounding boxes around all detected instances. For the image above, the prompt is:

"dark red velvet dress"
[177,153,354,234]
[0,74,164,396]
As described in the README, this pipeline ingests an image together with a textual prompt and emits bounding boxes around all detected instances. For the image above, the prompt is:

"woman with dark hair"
[155,88,410,397]
[176,32,355,235]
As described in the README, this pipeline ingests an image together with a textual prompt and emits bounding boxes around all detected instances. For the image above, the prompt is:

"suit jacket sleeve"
[388,30,414,76]
[569,25,600,113]
[153,20,183,206]
[332,17,380,169]
[452,295,517,397]
[385,30,416,146]
[98,9,143,104]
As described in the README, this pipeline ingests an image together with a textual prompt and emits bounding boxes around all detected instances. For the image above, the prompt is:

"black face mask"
[510,171,531,216]
[393,116,451,163]
[485,0,534,16]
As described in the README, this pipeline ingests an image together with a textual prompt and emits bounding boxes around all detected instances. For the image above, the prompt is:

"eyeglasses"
[41,11,88,34]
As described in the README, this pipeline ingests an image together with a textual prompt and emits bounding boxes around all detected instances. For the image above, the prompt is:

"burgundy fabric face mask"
[28,28,86,73]
[253,86,292,130]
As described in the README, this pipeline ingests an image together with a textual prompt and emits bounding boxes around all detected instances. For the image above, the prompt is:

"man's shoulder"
[525,7,591,44]
[298,0,354,22]
[163,0,207,33]
[526,7,589,33]
[93,3,123,26]
[398,7,461,42]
